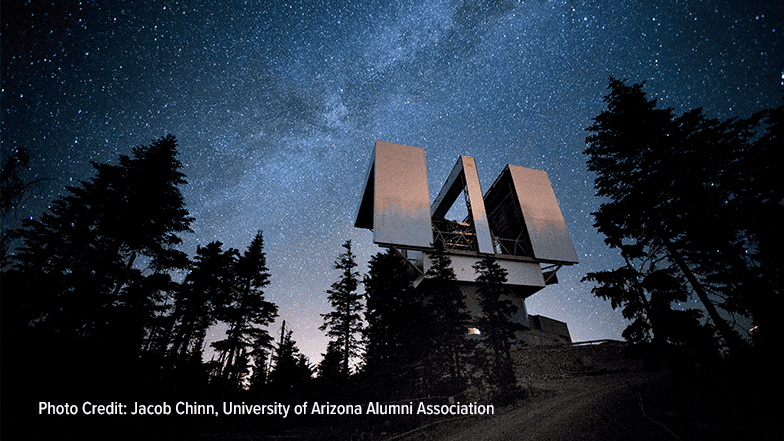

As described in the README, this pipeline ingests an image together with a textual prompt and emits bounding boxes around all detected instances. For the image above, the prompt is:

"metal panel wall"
[508,165,579,264]
[461,157,495,254]
[422,253,545,289]
[370,140,433,248]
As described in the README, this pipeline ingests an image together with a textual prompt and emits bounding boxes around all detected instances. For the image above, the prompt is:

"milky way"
[2,0,780,363]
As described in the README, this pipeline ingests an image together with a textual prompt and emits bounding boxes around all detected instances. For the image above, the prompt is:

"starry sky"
[2,0,781,364]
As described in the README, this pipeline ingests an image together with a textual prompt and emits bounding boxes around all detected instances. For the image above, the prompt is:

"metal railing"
[431,220,478,252]
[491,234,533,257]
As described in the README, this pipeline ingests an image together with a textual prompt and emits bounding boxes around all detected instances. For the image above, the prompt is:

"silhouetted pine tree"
[312,340,348,400]
[169,241,236,369]
[320,240,363,377]
[473,256,522,402]
[585,79,741,352]
[584,78,783,355]
[423,243,473,397]
[1,146,47,267]
[4,135,192,399]
[211,231,278,394]
[362,248,427,400]
[317,340,344,381]
[732,102,783,350]
[248,342,270,397]
[267,330,312,400]
[582,243,719,369]
[1,147,37,213]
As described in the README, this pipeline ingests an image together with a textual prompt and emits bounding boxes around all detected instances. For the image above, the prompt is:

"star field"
[2,0,780,363]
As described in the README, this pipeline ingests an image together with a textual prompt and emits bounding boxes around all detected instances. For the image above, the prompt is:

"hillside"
[390,341,780,441]
[514,340,640,382]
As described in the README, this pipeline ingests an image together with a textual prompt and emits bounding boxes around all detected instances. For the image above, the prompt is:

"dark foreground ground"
[7,342,781,440]
[393,369,780,441]
[398,341,781,441]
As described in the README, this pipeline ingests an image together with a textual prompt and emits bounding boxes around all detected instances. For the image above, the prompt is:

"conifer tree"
[169,241,235,368]
[212,231,278,392]
[423,243,473,396]
[248,344,270,397]
[267,330,312,399]
[583,79,738,350]
[320,240,363,376]
[362,248,427,399]
[317,340,344,381]
[1,146,38,213]
[584,78,782,353]
[582,244,713,350]
[473,256,521,401]
[1,146,47,267]
[4,135,193,397]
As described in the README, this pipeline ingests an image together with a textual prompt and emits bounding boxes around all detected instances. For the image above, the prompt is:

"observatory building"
[355,141,578,346]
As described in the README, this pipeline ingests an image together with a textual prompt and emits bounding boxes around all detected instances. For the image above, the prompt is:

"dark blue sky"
[2,0,780,363]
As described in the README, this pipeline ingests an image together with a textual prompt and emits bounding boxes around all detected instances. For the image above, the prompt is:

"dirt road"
[391,370,780,441]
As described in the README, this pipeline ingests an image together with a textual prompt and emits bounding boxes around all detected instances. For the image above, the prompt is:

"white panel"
[460,157,494,254]
[422,253,545,288]
[372,141,433,248]
[508,166,578,264]
[430,156,494,254]
[496,258,546,288]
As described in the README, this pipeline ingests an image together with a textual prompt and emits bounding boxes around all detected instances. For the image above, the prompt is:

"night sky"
[2,0,780,364]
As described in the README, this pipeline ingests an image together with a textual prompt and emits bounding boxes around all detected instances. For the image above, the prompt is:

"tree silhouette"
[312,339,349,401]
[362,248,427,400]
[320,240,363,377]
[267,329,313,400]
[0,146,47,214]
[473,256,522,402]
[1,146,48,267]
[169,241,235,369]
[422,243,473,397]
[4,135,192,398]
[583,244,717,366]
[317,340,344,381]
[584,78,782,354]
[211,231,278,394]
[248,342,270,397]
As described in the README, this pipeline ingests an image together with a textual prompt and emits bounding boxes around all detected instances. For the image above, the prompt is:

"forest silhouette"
[0,134,520,438]
[1,80,781,438]
[582,79,781,371]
